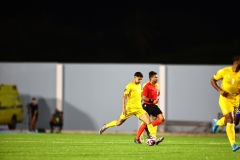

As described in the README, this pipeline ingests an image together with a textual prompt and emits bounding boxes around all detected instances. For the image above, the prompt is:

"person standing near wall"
[29,97,39,132]
[211,55,240,152]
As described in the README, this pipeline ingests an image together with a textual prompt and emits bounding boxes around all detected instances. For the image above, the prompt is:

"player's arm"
[142,95,159,104]
[142,85,158,104]
[156,83,160,96]
[157,89,160,96]
[122,93,128,115]
[210,77,229,97]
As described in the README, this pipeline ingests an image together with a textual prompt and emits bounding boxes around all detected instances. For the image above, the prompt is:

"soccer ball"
[146,137,155,146]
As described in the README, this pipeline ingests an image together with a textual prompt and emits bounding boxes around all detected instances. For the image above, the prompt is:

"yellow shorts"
[120,106,147,120]
[219,95,239,115]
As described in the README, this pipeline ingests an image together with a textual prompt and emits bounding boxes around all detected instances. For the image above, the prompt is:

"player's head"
[134,72,143,84]
[149,71,157,79]
[31,97,37,104]
[149,71,158,83]
[134,72,143,77]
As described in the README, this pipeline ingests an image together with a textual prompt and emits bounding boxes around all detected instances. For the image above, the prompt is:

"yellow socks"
[226,123,235,146]
[105,120,117,128]
[148,124,157,138]
[139,121,158,138]
[217,117,225,126]
[147,123,155,137]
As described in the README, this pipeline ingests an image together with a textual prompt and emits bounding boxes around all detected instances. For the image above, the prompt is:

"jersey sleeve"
[213,68,224,80]
[124,83,131,95]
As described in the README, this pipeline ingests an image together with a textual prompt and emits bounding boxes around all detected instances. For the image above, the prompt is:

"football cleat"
[211,119,218,134]
[134,138,142,144]
[232,144,240,152]
[99,124,107,135]
[155,136,164,145]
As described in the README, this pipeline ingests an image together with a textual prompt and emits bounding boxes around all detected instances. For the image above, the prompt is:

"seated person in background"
[49,109,63,133]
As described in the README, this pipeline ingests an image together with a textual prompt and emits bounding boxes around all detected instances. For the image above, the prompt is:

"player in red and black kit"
[134,71,165,145]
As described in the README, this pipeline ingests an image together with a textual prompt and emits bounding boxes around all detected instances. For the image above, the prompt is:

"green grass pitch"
[0,133,239,160]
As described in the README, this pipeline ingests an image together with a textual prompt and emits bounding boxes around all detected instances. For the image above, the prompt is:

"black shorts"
[142,103,162,117]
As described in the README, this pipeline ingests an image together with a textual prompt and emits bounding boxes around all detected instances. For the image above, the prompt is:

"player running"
[99,72,161,144]
[211,55,240,152]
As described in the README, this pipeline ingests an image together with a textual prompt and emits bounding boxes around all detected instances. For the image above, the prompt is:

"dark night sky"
[1,1,240,64]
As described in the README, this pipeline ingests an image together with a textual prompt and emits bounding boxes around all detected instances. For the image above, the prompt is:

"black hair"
[149,71,157,79]
[134,72,143,78]
[233,55,240,62]
[32,97,36,100]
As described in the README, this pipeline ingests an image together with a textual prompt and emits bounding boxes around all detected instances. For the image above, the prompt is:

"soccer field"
[0,133,239,160]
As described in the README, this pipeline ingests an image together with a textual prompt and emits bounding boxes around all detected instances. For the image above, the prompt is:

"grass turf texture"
[0,133,239,160]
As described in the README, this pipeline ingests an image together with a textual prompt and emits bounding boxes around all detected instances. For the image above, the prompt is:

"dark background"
[1,1,240,64]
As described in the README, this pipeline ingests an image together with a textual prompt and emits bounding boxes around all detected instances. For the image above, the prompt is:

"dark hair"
[32,97,36,100]
[134,72,143,78]
[233,55,240,62]
[149,71,157,79]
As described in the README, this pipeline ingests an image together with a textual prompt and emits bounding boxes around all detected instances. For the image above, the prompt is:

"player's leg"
[148,107,164,137]
[139,116,155,142]
[141,104,163,138]
[152,113,164,127]
[224,112,240,151]
[99,118,126,134]
[99,110,129,134]
[136,113,163,139]
[147,116,156,138]
[220,101,240,152]
[31,115,38,132]
[212,116,227,133]
[134,109,153,144]
[139,121,146,142]
[144,115,164,145]
[135,108,164,143]
[212,99,228,133]
[141,104,151,138]
[153,111,165,145]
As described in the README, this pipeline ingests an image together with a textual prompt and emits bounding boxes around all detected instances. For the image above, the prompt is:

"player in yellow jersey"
[99,72,160,144]
[211,55,240,152]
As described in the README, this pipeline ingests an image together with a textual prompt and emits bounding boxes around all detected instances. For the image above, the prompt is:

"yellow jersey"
[124,82,142,108]
[214,66,240,96]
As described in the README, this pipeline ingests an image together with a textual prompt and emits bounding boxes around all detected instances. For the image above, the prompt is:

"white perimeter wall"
[0,63,229,132]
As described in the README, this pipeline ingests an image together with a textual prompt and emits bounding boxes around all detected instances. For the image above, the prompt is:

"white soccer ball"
[146,138,155,146]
